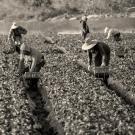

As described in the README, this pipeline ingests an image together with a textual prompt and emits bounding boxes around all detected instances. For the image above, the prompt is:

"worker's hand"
[101,63,105,67]
[88,65,91,71]
[15,72,19,77]
[15,70,22,77]
[17,67,25,77]
[83,30,86,33]
[104,38,108,41]
[7,39,11,45]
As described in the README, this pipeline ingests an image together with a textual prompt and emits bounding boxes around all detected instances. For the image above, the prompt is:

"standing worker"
[80,15,90,41]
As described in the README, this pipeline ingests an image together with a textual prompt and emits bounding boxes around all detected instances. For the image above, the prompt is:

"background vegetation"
[0,0,135,21]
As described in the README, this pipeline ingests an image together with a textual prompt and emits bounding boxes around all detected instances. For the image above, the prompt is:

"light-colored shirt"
[20,44,43,72]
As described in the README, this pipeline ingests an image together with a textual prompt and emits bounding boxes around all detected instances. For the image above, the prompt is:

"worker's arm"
[106,29,112,39]
[8,29,14,42]
[87,50,92,70]
[18,52,25,75]
[98,43,106,66]
[29,57,36,72]
[101,55,106,66]
[88,50,92,65]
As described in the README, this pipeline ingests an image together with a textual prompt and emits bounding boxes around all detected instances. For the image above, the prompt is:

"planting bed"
[0,33,135,135]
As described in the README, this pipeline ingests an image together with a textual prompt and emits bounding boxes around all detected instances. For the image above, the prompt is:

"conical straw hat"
[82,38,98,50]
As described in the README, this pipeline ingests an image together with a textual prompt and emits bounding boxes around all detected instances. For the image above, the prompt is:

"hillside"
[0,0,135,22]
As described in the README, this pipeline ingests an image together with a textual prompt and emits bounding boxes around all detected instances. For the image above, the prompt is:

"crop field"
[0,33,135,135]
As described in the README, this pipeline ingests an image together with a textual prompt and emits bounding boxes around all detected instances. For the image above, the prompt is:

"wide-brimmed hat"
[11,22,18,29]
[82,38,98,50]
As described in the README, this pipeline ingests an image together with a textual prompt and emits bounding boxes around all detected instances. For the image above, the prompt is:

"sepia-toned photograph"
[0,0,135,134]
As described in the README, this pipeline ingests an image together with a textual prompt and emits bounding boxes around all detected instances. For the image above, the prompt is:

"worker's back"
[20,43,43,65]
[95,42,110,56]
[93,42,110,66]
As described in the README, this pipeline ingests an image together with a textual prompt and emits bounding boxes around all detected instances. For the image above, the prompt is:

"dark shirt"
[12,26,27,38]
[88,42,110,66]
[95,42,110,56]
[82,21,89,33]
[13,28,22,37]
[81,21,90,40]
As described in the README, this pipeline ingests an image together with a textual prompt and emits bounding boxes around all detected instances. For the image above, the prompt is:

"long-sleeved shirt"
[88,42,110,67]
[19,44,43,72]
[8,27,22,41]
[8,26,27,45]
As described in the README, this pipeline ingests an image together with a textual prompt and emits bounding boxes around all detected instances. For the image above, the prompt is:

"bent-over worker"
[82,38,110,70]
[18,43,45,75]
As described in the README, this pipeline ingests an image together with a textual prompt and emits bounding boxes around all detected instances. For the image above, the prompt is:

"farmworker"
[7,22,27,53]
[18,43,45,75]
[82,38,110,70]
[80,15,90,41]
[104,27,126,58]
[104,27,121,42]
